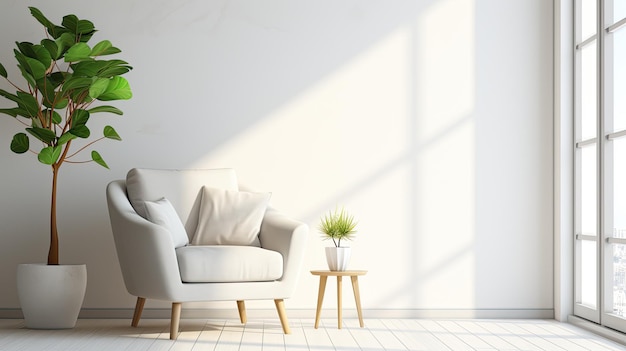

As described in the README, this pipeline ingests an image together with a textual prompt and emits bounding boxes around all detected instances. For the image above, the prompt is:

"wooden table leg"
[337,276,343,329]
[314,275,328,329]
[351,276,364,327]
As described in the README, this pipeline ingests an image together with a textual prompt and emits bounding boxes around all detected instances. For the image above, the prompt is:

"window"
[574,0,626,332]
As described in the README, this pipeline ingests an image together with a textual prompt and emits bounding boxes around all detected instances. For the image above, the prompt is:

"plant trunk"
[48,164,59,265]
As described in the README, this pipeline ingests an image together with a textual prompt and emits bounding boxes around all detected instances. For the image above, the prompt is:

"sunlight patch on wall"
[193,0,477,310]
[194,26,413,220]
[413,0,476,308]
[192,26,416,309]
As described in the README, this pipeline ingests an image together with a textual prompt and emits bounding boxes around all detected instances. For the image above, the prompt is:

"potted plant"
[0,7,132,328]
[319,207,358,271]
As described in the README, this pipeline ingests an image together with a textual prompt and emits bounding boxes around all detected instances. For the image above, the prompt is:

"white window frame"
[573,0,626,332]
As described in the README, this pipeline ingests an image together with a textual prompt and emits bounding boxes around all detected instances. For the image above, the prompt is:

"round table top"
[310,270,367,276]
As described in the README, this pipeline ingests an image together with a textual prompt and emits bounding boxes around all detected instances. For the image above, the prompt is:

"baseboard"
[356,309,554,319]
[0,308,554,320]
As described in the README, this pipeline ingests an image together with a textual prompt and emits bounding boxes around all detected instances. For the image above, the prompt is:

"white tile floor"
[1,318,626,350]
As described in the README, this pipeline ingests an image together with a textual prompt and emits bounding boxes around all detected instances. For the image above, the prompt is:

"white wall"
[0,0,554,318]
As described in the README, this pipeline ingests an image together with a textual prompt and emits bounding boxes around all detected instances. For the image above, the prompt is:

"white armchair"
[106,168,308,339]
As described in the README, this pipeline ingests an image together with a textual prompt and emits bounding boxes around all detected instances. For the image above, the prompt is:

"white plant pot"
[17,263,87,329]
[325,247,351,271]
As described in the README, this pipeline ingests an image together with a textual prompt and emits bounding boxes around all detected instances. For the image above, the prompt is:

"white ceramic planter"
[325,247,351,271]
[17,263,87,329]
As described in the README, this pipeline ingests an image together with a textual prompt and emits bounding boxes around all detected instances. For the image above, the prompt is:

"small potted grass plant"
[319,207,357,271]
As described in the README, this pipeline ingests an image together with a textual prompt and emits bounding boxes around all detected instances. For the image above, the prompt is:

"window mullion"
[598,0,606,322]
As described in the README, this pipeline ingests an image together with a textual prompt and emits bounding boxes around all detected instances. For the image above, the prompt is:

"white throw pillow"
[144,197,189,248]
[191,186,271,246]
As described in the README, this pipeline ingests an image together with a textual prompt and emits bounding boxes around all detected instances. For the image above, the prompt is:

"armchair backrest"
[125,168,238,238]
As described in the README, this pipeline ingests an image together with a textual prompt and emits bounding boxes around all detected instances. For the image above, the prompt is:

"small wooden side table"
[310,270,367,329]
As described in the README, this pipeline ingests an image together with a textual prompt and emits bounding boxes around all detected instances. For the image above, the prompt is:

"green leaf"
[0,62,6,78]
[50,110,62,124]
[62,76,92,92]
[89,78,109,99]
[0,92,37,119]
[76,20,95,35]
[78,31,96,43]
[24,57,46,80]
[71,60,107,77]
[26,127,56,144]
[16,92,40,117]
[91,150,109,169]
[61,14,79,32]
[103,125,121,140]
[17,64,36,88]
[71,60,131,78]
[14,49,47,81]
[98,76,132,101]
[65,43,91,62]
[90,40,121,56]
[71,109,90,127]
[0,108,20,117]
[29,7,56,36]
[99,67,131,77]
[38,146,62,165]
[0,89,21,103]
[88,105,123,115]
[98,64,132,78]
[10,133,29,153]
[55,32,75,55]
[62,14,95,35]
[14,50,36,87]
[14,47,27,63]
[16,41,36,58]
[54,98,68,109]
[50,25,71,40]
[48,71,68,87]
[41,39,59,60]
[17,43,53,74]
[57,132,76,146]
[69,125,90,138]
[32,45,52,69]
[61,15,96,43]
[68,109,91,137]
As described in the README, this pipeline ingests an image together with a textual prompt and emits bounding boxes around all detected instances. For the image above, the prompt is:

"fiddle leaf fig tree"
[0,7,132,265]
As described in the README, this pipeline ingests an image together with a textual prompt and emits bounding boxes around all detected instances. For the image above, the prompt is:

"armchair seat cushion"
[176,246,283,283]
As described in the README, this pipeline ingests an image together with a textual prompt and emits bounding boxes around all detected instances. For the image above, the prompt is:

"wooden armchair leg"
[236,300,247,324]
[131,297,145,327]
[274,299,291,334]
[170,302,182,340]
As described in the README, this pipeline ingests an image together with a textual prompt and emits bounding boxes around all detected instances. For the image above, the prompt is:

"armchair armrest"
[259,208,308,295]
[106,180,183,301]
